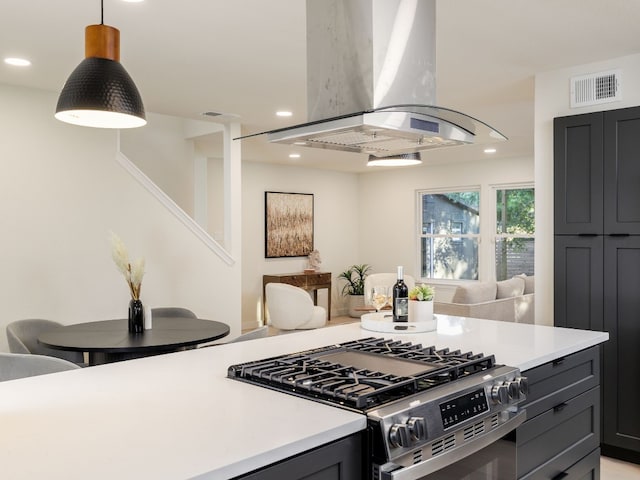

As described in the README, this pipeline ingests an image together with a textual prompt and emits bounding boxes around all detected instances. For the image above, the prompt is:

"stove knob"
[491,383,509,404]
[507,380,521,400]
[389,423,411,448]
[407,417,427,441]
[515,376,529,396]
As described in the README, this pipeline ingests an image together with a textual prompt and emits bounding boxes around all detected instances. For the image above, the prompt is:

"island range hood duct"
[241,0,506,158]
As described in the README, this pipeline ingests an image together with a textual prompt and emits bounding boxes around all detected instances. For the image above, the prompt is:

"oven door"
[418,435,516,480]
[377,410,525,480]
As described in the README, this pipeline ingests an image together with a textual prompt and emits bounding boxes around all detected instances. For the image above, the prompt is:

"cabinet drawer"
[306,273,330,286]
[278,275,307,287]
[235,433,362,479]
[521,448,600,480]
[522,346,599,420]
[517,387,600,479]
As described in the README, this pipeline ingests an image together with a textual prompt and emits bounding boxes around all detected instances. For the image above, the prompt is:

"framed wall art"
[265,191,314,258]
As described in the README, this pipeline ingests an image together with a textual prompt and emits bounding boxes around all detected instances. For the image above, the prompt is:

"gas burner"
[228,337,495,411]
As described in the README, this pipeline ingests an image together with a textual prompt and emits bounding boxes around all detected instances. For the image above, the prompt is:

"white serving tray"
[360,312,437,333]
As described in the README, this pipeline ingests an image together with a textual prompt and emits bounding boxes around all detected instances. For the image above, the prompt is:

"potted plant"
[408,284,436,330]
[338,264,371,317]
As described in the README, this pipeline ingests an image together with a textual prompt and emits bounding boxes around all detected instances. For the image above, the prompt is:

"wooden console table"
[263,272,332,320]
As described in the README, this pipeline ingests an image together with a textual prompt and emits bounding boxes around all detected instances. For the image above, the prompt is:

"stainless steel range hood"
[241,0,506,157]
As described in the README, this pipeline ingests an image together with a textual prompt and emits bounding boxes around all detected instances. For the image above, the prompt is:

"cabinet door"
[554,113,604,234]
[554,236,603,331]
[603,236,640,455]
[604,106,640,234]
[236,433,362,480]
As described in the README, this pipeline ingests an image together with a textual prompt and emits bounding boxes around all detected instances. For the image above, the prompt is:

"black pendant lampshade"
[55,18,146,129]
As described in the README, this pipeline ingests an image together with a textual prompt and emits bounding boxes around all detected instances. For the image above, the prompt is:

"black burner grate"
[228,337,495,411]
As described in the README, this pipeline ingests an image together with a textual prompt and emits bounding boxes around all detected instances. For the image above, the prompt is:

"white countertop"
[0,316,608,479]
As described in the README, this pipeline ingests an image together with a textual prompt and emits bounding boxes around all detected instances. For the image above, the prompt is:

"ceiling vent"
[570,69,621,108]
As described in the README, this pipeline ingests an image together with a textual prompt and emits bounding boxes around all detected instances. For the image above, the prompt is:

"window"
[495,187,535,280]
[418,190,480,280]
[417,185,535,283]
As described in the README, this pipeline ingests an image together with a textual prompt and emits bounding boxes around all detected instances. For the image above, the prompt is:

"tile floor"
[601,455,640,478]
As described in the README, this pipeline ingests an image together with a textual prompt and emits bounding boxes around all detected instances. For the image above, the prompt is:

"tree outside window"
[419,190,480,280]
[495,187,535,280]
[418,186,535,282]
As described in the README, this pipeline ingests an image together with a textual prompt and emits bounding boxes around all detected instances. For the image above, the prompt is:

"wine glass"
[370,286,389,313]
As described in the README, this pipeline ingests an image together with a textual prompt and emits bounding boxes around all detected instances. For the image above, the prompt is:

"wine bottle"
[393,266,409,323]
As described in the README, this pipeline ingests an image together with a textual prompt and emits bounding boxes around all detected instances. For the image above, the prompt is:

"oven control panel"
[371,365,528,460]
[440,388,489,429]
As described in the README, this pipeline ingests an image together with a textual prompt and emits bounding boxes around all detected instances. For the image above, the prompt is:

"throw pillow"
[516,274,535,294]
[496,277,525,299]
[452,282,497,304]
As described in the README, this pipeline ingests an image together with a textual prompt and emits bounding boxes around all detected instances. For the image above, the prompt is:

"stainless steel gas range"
[228,337,528,479]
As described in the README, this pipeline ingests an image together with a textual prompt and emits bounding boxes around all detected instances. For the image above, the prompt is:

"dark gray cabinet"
[517,347,601,480]
[603,108,640,234]
[554,112,603,235]
[603,236,640,457]
[554,106,640,464]
[554,235,603,332]
[234,432,363,480]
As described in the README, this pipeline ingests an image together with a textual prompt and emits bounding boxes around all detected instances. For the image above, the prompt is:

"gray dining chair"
[199,325,269,348]
[6,319,85,365]
[0,352,81,382]
[151,307,197,319]
[228,326,269,343]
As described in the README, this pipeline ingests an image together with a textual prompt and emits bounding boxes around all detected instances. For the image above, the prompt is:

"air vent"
[571,69,621,108]
[202,111,223,117]
[432,434,456,456]
[491,414,499,429]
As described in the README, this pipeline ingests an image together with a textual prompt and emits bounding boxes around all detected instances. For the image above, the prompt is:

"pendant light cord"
[100,0,104,25]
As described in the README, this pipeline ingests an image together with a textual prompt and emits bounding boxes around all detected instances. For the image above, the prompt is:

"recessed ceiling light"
[122,0,144,3]
[484,148,497,154]
[276,111,293,117]
[4,57,31,67]
[289,153,301,159]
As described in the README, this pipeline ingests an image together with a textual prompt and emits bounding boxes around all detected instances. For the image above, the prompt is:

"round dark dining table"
[38,316,230,366]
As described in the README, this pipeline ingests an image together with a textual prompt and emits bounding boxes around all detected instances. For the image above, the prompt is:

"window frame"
[491,183,535,281]
[416,182,535,284]
[416,186,482,282]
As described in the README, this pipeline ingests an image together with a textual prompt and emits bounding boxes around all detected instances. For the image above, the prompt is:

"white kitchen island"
[0,316,608,479]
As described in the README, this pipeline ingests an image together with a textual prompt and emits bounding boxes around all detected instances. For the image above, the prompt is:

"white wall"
[0,83,242,352]
[120,113,195,217]
[241,156,534,329]
[241,161,360,328]
[535,53,640,326]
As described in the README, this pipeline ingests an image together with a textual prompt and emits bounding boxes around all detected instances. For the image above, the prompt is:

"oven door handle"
[380,410,527,480]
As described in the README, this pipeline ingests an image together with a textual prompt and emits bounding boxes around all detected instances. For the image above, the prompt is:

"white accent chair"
[265,283,327,330]
[364,273,416,308]
[0,352,81,382]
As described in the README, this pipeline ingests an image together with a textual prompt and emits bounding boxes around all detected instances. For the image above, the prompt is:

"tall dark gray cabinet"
[554,106,640,464]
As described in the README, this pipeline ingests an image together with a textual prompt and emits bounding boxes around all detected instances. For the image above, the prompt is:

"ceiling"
[2,0,640,173]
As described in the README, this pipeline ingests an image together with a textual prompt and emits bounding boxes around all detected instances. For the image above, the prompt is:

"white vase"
[408,300,436,331]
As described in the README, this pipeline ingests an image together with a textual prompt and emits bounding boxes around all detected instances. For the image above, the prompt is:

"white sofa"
[434,275,535,324]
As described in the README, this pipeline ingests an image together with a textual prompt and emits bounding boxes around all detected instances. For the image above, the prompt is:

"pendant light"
[55,0,146,129]
[367,152,422,167]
